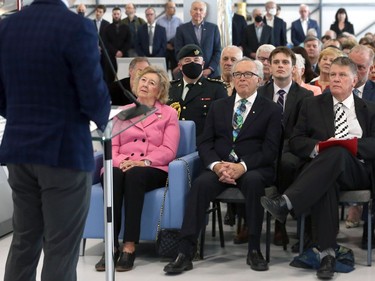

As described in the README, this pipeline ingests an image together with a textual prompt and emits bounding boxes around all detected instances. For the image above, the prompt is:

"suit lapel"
[320,93,335,137]
[354,96,369,136]
[224,96,236,138]
[188,23,200,45]
[183,78,204,104]
[134,103,160,129]
[237,95,264,140]
[284,83,298,126]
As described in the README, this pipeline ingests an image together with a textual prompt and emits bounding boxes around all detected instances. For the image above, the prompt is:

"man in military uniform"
[168,44,227,143]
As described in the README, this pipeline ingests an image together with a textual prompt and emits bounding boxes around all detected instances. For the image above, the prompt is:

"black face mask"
[255,15,263,23]
[182,62,202,79]
[78,12,85,17]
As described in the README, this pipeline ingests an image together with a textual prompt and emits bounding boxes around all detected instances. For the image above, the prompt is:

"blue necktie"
[229,99,247,162]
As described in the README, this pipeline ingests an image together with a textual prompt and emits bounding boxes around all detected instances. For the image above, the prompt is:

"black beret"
[177,44,204,61]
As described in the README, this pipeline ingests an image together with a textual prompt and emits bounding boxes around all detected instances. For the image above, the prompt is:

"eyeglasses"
[232,71,259,79]
[257,57,270,62]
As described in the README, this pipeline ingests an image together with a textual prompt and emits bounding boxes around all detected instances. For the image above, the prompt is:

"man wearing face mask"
[242,8,274,60]
[168,44,227,143]
[263,1,287,47]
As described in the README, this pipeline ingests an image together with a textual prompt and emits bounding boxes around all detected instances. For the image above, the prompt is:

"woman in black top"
[330,8,354,36]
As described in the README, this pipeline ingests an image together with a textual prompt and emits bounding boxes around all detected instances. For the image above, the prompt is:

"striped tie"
[334,102,349,139]
[353,88,360,96]
[277,89,286,111]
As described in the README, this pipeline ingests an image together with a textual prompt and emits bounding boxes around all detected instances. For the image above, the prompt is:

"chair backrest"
[176,120,196,158]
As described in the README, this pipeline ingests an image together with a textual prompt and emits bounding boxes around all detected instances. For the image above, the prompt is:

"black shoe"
[163,253,193,274]
[116,252,136,272]
[95,251,120,271]
[261,195,289,223]
[246,250,269,271]
[316,255,335,279]
[224,204,236,226]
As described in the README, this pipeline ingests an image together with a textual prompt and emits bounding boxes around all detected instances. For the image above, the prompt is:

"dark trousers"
[166,49,178,71]
[285,147,371,250]
[111,167,167,248]
[179,169,270,256]
[4,164,91,281]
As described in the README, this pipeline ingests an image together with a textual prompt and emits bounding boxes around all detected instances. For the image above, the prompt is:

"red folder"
[318,138,358,156]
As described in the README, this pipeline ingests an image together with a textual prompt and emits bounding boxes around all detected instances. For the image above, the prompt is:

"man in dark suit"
[258,46,313,246]
[349,45,375,102]
[242,8,273,60]
[263,1,287,47]
[168,44,227,143]
[291,4,320,47]
[232,12,247,47]
[109,57,150,105]
[0,0,111,280]
[261,57,375,280]
[136,7,167,58]
[93,5,110,74]
[102,6,132,84]
[164,57,282,274]
[174,0,221,78]
[304,36,322,75]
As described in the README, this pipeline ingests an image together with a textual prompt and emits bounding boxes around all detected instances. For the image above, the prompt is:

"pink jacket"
[111,101,180,173]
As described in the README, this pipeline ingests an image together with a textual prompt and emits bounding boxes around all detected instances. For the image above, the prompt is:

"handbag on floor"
[155,158,191,259]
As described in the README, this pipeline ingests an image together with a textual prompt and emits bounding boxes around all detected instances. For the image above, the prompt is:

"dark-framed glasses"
[232,71,259,79]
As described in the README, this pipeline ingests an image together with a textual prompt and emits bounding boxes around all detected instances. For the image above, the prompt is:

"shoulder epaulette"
[207,77,225,84]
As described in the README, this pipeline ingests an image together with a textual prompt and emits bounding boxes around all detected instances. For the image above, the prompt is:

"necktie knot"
[353,88,360,96]
[186,83,194,90]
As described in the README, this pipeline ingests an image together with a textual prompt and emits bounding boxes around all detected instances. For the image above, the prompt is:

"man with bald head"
[291,4,320,46]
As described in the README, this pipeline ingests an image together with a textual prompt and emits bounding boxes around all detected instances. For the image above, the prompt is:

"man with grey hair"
[164,57,282,273]
[256,44,275,85]
[219,45,243,96]
[263,1,286,47]
[291,4,320,47]
[174,0,221,78]
[304,35,322,74]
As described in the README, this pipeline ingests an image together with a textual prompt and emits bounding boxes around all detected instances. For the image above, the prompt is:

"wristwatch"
[144,159,152,166]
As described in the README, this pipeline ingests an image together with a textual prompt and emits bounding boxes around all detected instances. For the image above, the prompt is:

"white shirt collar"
[332,93,354,109]
[61,0,69,8]
[273,81,293,96]
[235,92,257,106]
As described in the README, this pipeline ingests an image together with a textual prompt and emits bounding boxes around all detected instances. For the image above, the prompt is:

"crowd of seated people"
[76,1,375,279]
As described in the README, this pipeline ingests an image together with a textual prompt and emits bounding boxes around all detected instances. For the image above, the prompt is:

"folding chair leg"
[266,212,271,262]
[199,225,206,260]
[367,201,372,266]
[212,202,216,237]
[216,202,225,248]
[299,214,305,255]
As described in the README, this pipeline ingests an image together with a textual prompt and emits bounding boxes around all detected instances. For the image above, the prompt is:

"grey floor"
[0,215,374,281]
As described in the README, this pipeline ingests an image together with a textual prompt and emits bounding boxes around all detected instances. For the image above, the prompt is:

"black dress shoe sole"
[246,258,269,271]
[116,266,134,272]
[317,270,334,279]
[163,263,193,274]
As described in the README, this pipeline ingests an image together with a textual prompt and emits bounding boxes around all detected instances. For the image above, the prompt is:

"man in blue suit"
[263,1,287,47]
[0,0,111,280]
[174,0,221,78]
[136,7,167,58]
[291,4,320,47]
[349,45,375,102]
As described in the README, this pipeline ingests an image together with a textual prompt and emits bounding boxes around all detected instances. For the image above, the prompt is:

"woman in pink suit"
[96,66,180,272]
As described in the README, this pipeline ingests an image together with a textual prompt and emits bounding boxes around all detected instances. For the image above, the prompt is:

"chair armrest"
[161,151,200,228]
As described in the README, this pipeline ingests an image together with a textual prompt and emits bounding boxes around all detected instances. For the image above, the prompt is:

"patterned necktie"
[229,99,247,162]
[353,88,360,96]
[277,89,286,111]
[334,102,349,139]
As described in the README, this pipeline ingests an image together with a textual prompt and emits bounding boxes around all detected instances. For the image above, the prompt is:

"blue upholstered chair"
[80,120,200,255]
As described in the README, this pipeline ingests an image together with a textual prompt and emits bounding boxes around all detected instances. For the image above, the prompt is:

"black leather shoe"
[260,195,289,223]
[246,250,269,271]
[95,250,120,271]
[116,252,136,272]
[163,253,193,274]
[317,255,335,279]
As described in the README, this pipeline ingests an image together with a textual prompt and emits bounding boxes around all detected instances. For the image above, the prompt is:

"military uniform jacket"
[168,76,227,142]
